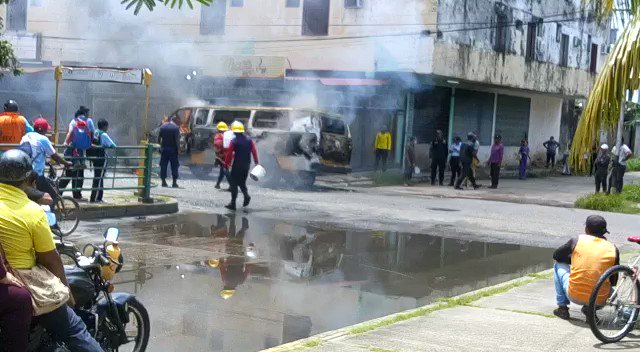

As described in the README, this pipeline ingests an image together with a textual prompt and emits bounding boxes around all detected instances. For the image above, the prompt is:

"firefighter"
[0,100,34,151]
[214,121,230,189]
[224,121,259,211]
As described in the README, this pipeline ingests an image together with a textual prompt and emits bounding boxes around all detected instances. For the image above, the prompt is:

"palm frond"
[121,0,212,14]
[570,16,640,171]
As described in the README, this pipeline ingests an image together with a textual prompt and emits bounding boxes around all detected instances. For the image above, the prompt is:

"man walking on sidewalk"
[552,215,619,320]
[224,121,259,211]
[488,135,504,189]
[430,130,448,186]
[374,127,392,172]
[455,133,480,190]
[158,117,181,188]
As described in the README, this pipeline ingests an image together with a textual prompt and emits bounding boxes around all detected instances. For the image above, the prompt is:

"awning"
[286,76,388,86]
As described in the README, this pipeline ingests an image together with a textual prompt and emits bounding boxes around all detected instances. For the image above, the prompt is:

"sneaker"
[214,184,221,189]
[553,306,570,320]
[224,203,236,211]
[488,186,497,189]
[243,196,251,207]
[172,182,179,188]
[473,185,482,190]
[454,186,463,190]
[162,181,168,188]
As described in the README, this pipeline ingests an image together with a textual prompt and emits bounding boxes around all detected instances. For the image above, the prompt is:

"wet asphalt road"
[67,168,639,351]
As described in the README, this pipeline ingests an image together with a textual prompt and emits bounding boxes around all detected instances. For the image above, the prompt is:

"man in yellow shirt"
[0,149,103,351]
[374,127,392,172]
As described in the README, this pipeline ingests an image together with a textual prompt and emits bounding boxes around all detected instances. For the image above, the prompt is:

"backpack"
[93,130,104,146]
[70,124,92,150]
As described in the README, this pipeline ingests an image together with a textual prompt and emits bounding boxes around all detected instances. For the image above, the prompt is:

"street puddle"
[112,212,553,352]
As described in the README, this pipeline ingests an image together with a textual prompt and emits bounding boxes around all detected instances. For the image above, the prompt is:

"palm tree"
[570,1,635,171]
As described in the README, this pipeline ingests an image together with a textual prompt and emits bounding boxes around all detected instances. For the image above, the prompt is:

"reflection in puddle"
[112,213,553,352]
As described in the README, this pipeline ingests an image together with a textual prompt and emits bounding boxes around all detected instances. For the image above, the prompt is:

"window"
[525,21,537,61]
[536,19,544,37]
[494,95,531,146]
[345,0,363,8]
[286,0,301,7]
[7,0,28,31]
[230,0,244,7]
[560,34,569,67]
[321,116,346,135]
[302,0,330,36]
[494,11,508,53]
[194,109,209,126]
[213,110,251,126]
[200,0,227,35]
[253,111,291,129]
[590,44,598,74]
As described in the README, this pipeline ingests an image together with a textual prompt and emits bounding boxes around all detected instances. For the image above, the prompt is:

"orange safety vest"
[0,112,27,149]
[568,234,617,305]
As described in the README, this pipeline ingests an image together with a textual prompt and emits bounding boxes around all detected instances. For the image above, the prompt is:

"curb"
[261,269,553,352]
[77,197,179,219]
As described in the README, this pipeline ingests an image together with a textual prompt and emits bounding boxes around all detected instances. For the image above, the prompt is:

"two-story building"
[0,0,610,169]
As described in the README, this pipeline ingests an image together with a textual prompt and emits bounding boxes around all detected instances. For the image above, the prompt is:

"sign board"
[202,56,286,79]
[60,66,143,84]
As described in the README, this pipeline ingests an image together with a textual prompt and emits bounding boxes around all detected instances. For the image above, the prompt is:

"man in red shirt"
[214,121,230,189]
[224,121,259,211]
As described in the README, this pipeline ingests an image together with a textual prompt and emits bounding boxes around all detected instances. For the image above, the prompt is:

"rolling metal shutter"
[452,89,494,145]
[494,94,531,146]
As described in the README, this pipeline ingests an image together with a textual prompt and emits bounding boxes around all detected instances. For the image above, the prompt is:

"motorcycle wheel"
[103,299,150,352]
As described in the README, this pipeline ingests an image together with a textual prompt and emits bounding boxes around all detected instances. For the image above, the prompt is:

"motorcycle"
[27,227,150,352]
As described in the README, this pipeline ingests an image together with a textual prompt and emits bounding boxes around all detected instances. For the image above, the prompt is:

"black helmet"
[0,149,33,183]
[3,100,18,113]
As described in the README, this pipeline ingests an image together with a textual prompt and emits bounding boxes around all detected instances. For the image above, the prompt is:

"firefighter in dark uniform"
[224,121,259,211]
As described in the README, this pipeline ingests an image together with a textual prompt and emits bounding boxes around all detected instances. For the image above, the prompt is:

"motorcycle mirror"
[104,228,120,242]
[83,244,96,257]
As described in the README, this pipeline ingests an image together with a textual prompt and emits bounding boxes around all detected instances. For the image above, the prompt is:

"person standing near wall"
[404,137,417,187]
[518,139,530,180]
[543,136,560,168]
[488,135,504,189]
[430,130,448,186]
[448,136,462,186]
[594,144,610,193]
[374,127,392,172]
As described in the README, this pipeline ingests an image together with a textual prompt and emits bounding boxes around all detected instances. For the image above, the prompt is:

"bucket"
[250,165,267,181]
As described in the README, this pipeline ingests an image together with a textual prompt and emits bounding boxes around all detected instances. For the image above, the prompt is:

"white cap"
[601,144,609,150]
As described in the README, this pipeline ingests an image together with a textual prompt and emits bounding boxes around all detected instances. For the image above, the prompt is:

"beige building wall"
[3,0,436,73]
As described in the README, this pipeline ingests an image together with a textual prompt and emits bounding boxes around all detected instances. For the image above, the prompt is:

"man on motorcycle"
[0,149,103,351]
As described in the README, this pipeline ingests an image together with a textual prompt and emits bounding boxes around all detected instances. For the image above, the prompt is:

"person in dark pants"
[608,140,633,194]
[0,248,33,352]
[455,133,480,190]
[59,118,93,200]
[594,144,610,193]
[448,136,462,186]
[87,119,117,203]
[374,127,392,172]
[214,121,230,189]
[430,130,448,186]
[404,136,416,186]
[543,136,560,168]
[224,121,259,211]
[589,142,598,176]
[488,135,504,189]
[158,117,181,188]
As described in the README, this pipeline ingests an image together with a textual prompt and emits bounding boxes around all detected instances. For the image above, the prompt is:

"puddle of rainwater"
[110,212,553,352]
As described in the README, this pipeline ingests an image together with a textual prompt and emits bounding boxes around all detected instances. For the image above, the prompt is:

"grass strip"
[348,278,537,335]
[494,307,556,319]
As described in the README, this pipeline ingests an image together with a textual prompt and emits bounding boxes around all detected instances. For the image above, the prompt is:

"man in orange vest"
[552,215,619,320]
[0,100,34,151]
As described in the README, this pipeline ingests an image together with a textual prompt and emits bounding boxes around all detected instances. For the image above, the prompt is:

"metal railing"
[0,143,157,203]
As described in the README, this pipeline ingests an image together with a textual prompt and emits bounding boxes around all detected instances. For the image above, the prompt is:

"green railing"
[0,143,158,203]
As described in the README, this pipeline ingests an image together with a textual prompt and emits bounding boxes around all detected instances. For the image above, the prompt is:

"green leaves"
[120,0,213,14]
[0,40,21,78]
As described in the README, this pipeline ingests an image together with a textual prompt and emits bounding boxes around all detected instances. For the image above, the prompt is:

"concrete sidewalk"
[319,172,640,208]
[75,191,178,219]
[266,275,640,352]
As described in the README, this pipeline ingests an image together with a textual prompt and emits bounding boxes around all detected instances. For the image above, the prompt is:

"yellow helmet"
[231,121,245,133]
[216,121,229,131]
[220,289,236,300]
[206,259,220,268]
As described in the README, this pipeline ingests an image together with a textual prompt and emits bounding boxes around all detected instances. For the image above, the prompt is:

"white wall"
[528,94,563,164]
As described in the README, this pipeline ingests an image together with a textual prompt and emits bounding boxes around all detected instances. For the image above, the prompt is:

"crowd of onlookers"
[374,128,634,193]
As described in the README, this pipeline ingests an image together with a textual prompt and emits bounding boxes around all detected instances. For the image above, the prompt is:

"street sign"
[59,66,143,84]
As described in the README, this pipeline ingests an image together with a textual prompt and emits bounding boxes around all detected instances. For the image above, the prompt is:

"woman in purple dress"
[519,139,531,180]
